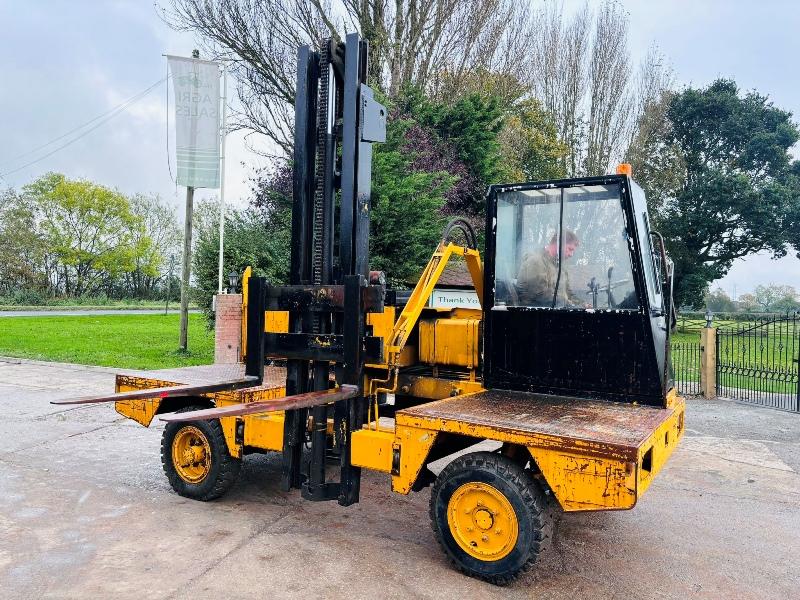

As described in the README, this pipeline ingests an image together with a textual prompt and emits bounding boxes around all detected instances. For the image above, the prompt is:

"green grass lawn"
[0,300,197,311]
[670,331,702,384]
[0,314,214,370]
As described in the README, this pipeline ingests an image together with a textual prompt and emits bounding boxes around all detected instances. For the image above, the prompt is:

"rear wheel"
[429,451,550,585]
[160,406,241,501]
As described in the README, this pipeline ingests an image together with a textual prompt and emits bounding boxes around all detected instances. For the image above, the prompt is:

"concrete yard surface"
[0,357,799,599]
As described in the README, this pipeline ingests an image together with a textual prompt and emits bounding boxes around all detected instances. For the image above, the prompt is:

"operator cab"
[483,172,673,407]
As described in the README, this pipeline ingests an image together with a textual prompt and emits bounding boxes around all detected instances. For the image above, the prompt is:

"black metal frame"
[716,313,800,412]
[245,34,386,505]
[483,175,671,407]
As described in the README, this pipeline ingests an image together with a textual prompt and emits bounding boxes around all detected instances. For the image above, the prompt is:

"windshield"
[494,183,638,310]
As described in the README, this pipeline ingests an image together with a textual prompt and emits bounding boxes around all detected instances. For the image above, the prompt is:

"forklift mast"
[245,34,387,505]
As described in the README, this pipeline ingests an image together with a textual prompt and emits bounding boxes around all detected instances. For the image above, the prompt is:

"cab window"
[631,183,663,311]
[494,184,638,310]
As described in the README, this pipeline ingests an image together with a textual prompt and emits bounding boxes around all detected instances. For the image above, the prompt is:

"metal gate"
[716,313,800,412]
[670,341,702,396]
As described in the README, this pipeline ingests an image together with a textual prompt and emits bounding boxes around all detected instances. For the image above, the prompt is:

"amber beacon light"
[616,163,633,176]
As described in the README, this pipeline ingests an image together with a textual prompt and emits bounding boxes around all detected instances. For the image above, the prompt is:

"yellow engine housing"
[419,316,481,369]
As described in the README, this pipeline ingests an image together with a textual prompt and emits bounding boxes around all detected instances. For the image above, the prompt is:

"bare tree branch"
[163,0,538,155]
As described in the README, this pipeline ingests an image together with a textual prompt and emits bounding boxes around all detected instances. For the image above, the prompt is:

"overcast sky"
[0,0,798,296]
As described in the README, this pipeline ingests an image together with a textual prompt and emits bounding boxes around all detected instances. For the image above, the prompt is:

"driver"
[517,230,584,307]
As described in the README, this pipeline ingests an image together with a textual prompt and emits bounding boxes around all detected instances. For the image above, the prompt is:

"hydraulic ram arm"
[50,376,261,405]
[158,384,359,422]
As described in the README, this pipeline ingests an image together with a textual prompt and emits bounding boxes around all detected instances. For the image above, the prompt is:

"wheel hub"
[447,482,519,560]
[172,426,212,484]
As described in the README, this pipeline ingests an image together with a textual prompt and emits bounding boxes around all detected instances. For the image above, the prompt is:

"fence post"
[700,317,717,398]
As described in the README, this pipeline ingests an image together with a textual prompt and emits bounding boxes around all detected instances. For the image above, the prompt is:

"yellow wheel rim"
[171,426,212,484]
[447,482,519,561]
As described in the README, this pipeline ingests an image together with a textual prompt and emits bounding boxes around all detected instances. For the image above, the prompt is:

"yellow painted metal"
[243,412,284,451]
[665,386,680,408]
[367,242,483,425]
[217,415,240,458]
[463,249,484,307]
[366,306,395,367]
[396,346,418,367]
[171,425,212,484]
[384,243,482,364]
[214,387,287,458]
[392,395,686,510]
[241,266,290,358]
[351,426,395,473]
[447,482,519,560]
[266,311,289,333]
[114,383,160,427]
[241,266,252,360]
[392,423,439,493]
[527,448,637,511]
[396,374,484,400]
[418,318,480,368]
[114,373,287,460]
[636,396,685,497]
[530,398,684,511]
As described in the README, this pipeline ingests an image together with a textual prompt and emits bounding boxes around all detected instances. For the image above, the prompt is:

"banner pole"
[217,63,228,293]
[179,185,194,351]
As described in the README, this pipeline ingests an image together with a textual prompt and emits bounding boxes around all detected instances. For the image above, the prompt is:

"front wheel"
[429,451,551,585]
[160,406,241,501]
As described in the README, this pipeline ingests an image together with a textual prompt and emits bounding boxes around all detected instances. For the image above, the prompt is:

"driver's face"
[563,242,578,259]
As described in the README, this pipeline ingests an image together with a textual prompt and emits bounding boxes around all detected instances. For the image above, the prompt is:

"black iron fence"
[670,341,702,396]
[716,313,800,412]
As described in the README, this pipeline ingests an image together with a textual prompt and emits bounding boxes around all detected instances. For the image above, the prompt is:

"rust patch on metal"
[399,390,678,462]
[159,384,358,422]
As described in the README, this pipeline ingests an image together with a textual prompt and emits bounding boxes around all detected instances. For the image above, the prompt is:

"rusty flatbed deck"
[397,389,681,461]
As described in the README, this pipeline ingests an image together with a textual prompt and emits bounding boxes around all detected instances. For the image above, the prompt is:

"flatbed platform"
[397,389,683,462]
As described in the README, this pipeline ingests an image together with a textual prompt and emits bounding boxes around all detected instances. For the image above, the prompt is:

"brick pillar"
[214,293,243,364]
[700,326,717,398]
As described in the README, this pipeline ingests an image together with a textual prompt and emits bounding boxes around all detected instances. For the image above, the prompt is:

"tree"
[0,188,47,298]
[240,94,460,292]
[498,98,568,182]
[370,114,454,285]
[162,0,537,154]
[22,173,146,297]
[704,287,735,313]
[193,199,291,320]
[123,194,181,299]
[633,80,800,307]
[753,284,799,313]
[736,293,758,313]
[397,88,503,217]
[527,2,672,176]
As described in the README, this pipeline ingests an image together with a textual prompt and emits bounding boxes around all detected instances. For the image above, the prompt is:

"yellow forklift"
[55,34,684,584]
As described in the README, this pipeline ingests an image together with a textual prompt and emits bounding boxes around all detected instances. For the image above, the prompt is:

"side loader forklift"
[56,34,684,585]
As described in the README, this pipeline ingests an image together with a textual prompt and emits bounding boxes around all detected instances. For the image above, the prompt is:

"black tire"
[160,406,241,501]
[429,451,551,585]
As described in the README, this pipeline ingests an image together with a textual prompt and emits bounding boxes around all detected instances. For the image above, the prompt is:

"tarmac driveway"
[0,357,798,599]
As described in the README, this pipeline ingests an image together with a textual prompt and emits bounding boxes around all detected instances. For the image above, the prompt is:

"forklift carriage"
[54,34,684,585]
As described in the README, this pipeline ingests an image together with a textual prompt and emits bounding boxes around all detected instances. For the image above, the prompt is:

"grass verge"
[0,302,197,311]
[0,314,213,370]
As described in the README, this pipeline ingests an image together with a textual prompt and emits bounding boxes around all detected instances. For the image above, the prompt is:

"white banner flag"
[167,56,221,188]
